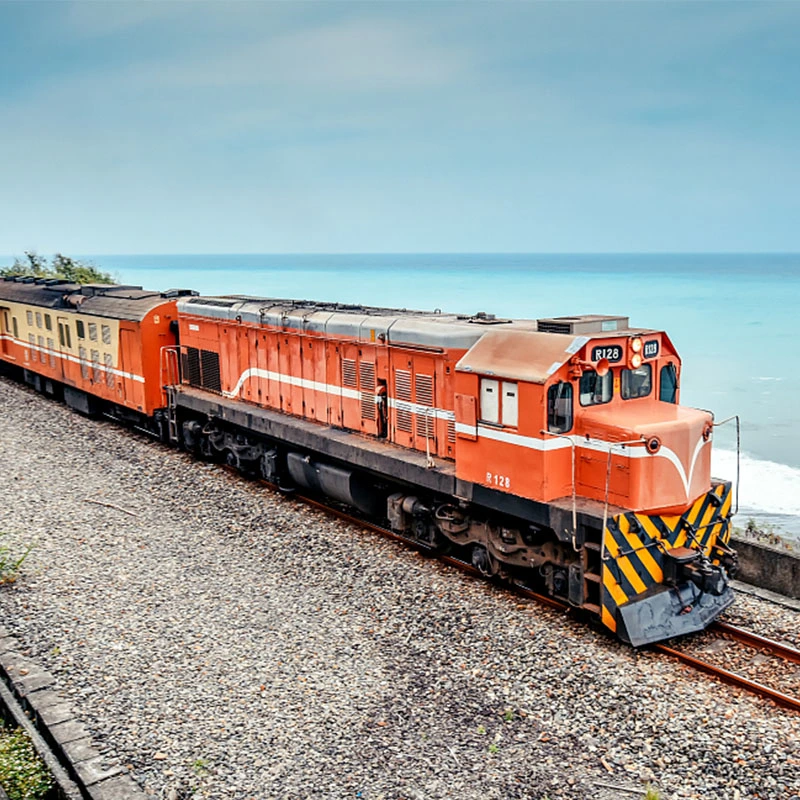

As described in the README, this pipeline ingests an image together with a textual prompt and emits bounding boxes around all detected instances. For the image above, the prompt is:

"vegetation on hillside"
[0,252,114,285]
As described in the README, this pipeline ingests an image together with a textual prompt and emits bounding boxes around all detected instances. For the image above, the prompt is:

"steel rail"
[711,621,800,665]
[653,643,800,713]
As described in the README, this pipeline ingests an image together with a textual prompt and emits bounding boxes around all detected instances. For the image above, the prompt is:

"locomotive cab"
[454,322,735,645]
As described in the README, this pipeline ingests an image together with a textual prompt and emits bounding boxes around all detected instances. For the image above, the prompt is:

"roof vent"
[536,315,629,335]
[457,311,510,325]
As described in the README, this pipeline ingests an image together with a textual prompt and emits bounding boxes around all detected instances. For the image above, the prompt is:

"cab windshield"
[621,364,652,399]
[579,369,613,406]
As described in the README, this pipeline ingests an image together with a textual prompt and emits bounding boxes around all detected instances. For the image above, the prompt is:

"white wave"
[712,449,800,516]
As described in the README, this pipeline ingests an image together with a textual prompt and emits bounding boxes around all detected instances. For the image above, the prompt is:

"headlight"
[631,353,643,368]
[631,337,643,353]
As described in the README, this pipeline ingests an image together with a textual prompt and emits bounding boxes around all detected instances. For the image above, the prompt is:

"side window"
[45,314,52,331]
[579,370,613,406]
[26,310,33,326]
[2,311,8,332]
[35,312,42,328]
[621,364,652,399]
[547,381,573,433]
[88,322,98,341]
[76,320,85,339]
[102,324,111,345]
[12,317,18,339]
[502,382,518,427]
[480,378,499,424]
[660,363,678,403]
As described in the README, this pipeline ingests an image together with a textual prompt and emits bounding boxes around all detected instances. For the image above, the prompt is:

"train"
[0,275,739,646]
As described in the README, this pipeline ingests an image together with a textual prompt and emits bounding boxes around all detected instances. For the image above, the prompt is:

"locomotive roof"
[178,294,542,349]
[177,295,640,354]
[0,277,196,321]
[456,329,587,384]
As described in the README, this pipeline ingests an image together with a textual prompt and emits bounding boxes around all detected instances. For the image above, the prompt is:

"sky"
[0,0,799,255]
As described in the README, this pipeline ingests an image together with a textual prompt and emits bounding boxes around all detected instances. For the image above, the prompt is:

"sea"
[7,252,800,542]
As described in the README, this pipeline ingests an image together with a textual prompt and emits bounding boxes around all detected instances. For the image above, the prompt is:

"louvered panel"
[415,373,435,438]
[447,420,456,443]
[395,369,412,433]
[342,358,357,388]
[200,350,222,393]
[183,347,201,387]
[360,361,376,420]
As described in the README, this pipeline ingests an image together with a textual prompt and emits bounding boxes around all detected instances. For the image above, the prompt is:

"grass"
[0,534,31,585]
[735,518,794,552]
[0,728,54,800]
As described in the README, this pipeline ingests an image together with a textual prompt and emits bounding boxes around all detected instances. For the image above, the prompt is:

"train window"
[26,310,33,326]
[91,349,101,382]
[27,334,35,361]
[105,353,114,387]
[12,317,18,339]
[35,312,42,328]
[547,381,573,433]
[37,335,45,363]
[2,311,8,332]
[621,364,652,399]
[88,322,98,341]
[579,370,613,406]
[102,324,111,345]
[79,347,89,379]
[76,320,85,339]
[480,378,500,424]
[47,338,55,367]
[65,324,72,349]
[660,363,678,403]
[45,314,52,331]
[502,382,518,427]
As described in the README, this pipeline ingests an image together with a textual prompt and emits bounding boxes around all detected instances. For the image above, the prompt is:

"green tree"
[0,251,114,284]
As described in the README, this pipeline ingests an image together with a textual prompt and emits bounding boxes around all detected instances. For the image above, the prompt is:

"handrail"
[540,430,578,550]
[712,414,740,516]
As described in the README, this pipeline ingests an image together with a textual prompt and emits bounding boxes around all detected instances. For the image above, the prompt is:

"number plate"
[591,345,622,363]
[643,340,659,359]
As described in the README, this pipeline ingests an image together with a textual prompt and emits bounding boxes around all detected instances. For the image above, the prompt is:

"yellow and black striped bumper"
[601,481,734,643]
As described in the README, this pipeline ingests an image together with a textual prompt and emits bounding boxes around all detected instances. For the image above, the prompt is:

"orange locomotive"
[173,296,738,646]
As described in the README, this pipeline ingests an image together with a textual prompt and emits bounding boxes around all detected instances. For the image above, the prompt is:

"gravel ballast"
[0,376,798,800]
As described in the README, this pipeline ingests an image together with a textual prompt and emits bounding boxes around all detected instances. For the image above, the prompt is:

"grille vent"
[200,350,221,392]
[395,369,412,433]
[537,320,572,334]
[182,347,221,392]
[359,361,376,420]
[415,374,435,438]
[447,420,456,443]
[342,358,357,389]
[182,348,201,386]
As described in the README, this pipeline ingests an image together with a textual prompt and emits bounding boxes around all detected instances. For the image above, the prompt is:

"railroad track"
[234,468,800,713]
[654,623,800,713]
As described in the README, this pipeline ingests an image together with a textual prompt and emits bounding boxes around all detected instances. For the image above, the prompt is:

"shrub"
[0,728,54,800]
